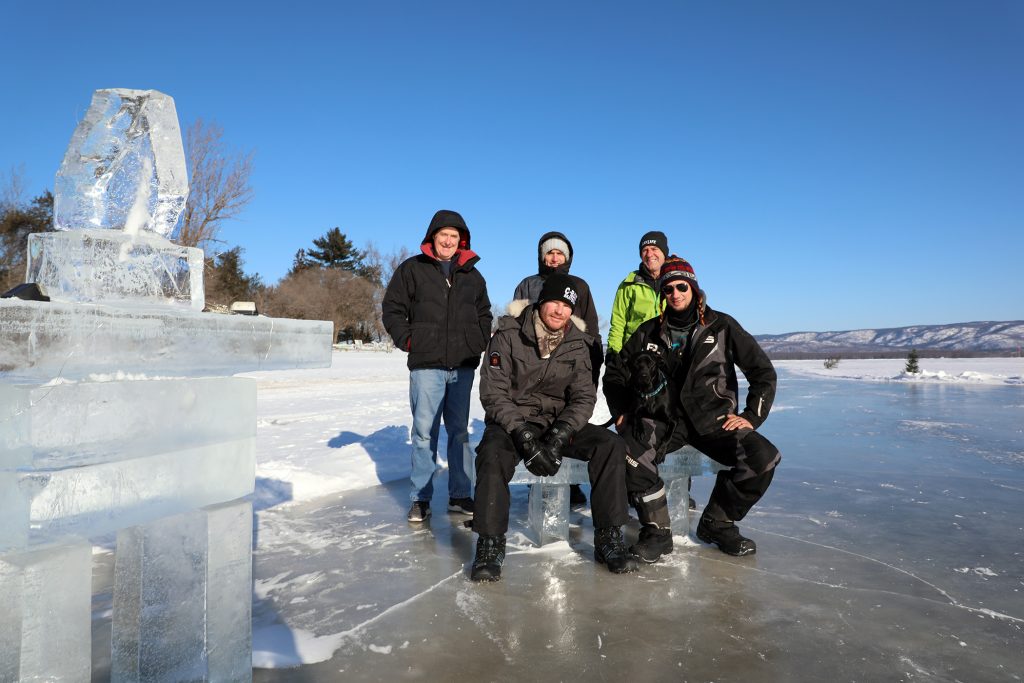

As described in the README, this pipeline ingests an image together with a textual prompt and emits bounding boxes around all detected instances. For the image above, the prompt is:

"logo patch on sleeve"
[489,351,502,368]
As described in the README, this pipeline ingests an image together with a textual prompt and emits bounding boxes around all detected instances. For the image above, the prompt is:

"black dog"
[628,350,677,463]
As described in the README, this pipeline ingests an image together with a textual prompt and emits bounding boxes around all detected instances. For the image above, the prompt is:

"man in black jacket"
[604,256,781,561]
[470,274,638,581]
[382,210,493,524]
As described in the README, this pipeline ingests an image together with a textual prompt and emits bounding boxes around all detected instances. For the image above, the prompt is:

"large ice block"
[0,299,334,382]
[3,437,255,544]
[0,539,92,681]
[206,499,254,682]
[528,481,570,546]
[112,499,252,682]
[27,229,204,310]
[1,377,255,470]
[513,459,588,546]
[55,88,187,237]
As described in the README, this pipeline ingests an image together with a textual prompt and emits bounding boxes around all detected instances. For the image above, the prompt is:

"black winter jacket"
[480,301,596,434]
[381,229,492,371]
[604,303,776,437]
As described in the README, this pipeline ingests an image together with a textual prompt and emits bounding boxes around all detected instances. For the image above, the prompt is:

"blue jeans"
[408,367,475,503]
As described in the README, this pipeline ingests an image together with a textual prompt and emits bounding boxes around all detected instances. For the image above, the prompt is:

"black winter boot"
[630,525,673,563]
[471,535,506,581]
[696,515,756,556]
[594,527,639,574]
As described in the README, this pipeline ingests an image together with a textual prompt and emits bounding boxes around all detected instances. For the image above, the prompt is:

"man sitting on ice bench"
[470,275,639,581]
[604,255,782,562]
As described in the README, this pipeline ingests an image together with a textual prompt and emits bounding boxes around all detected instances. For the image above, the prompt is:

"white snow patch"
[252,624,345,667]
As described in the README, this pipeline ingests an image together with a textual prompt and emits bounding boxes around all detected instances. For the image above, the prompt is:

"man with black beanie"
[471,274,638,581]
[512,230,603,507]
[604,256,782,561]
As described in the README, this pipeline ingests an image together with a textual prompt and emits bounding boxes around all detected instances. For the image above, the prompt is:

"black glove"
[512,424,559,477]
[541,420,574,465]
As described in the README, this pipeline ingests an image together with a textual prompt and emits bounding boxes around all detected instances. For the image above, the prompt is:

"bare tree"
[0,165,26,212]
[175,119,254,250]
[261,267,378,343]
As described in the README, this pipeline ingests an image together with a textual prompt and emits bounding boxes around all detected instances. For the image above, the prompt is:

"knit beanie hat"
[537,273,579,311]
[638,230,669,258]
[657,255,698,293]
[539,236,571,261]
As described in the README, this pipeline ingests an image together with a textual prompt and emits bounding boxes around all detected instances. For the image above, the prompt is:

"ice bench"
[511,446,729,546]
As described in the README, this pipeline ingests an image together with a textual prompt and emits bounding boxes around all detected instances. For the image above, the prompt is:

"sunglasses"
[661,282,690,295]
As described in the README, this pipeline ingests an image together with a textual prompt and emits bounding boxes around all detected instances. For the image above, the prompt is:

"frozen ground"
[90,353,1024,680]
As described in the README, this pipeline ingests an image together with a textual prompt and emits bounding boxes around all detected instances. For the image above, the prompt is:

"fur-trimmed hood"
[506,299,587,333]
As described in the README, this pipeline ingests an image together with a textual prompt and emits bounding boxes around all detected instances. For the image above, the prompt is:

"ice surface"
[0,539,91,681]
[112,498,252,682]
[54,88,187,237]
[26,229,204,309]
[0,299,334,382]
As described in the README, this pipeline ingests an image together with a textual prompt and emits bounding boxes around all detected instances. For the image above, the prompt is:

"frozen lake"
[86,355,1023,680]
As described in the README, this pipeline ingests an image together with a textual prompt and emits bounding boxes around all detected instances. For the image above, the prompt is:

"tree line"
[1,120,407,344]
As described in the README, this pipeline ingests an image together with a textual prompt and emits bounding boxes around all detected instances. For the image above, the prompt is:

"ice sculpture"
[54,88,187,236]
[0,88,333,681]
[29,88,202,309]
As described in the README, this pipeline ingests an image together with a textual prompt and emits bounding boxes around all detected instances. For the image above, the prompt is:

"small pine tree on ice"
[905,348,920,374]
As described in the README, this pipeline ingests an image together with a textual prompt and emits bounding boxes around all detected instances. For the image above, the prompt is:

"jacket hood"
[420,209,477,266]
[419,242,479,268]
[422,209,470,249]
[507,299,587,333]
[536,231,573,276]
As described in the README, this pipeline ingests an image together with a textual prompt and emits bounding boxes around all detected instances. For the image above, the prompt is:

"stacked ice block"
[0,88,332,681]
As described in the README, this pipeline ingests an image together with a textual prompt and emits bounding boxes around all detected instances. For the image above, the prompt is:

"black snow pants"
[473,423,630,536]
[622,416,781,523]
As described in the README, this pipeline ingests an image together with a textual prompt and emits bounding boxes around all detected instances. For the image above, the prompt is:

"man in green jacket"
[606,231,669,355]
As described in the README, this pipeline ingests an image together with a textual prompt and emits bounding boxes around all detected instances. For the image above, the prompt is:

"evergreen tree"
[905,348,920,374]
[295,227,365,271]
[205,246,264,307]
[1,190,54,291]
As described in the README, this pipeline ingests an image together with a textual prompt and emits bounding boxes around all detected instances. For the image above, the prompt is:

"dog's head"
[629,351,666,394]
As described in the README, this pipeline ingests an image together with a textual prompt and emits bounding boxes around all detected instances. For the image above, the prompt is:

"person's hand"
[512,425,559,476]
[540,421,574,464]
[511,424,542,460]
[722,414,753,431]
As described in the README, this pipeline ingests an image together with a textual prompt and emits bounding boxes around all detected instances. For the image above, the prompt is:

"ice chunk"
[0,539,92,681]
[112,499,252,682]
[13,436,254,540]
[54,88,188,237]
[26,229,204,310]
[205,499,254,681]
[528,481,569,546]
[512,459,589,545]
[1,377,255,470]
[0,299,333,382]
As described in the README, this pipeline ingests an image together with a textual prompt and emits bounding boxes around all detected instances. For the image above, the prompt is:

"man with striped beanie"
[603,256,782,560]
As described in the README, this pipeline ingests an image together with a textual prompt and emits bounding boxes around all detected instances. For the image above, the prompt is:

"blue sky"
[3,1,1021,335]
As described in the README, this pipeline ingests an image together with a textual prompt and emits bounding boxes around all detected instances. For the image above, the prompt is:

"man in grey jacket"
[470,274,638,581]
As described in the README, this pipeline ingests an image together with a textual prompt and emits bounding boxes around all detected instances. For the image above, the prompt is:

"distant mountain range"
[755,321,1024,358]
